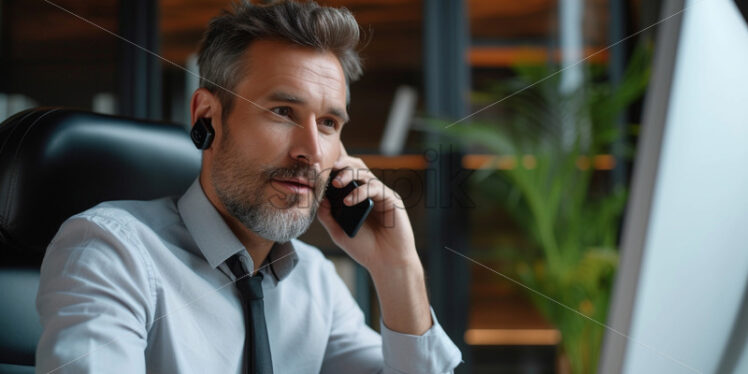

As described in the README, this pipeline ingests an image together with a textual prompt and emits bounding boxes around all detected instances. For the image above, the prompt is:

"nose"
[288,115,323,168]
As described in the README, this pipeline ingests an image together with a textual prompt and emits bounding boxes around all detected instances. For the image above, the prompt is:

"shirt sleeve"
[319,259,462,374]
[35,213,154,374]
[379,308,463,373]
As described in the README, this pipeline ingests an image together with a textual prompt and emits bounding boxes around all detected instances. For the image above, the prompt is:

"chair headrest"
[0,108,201,263]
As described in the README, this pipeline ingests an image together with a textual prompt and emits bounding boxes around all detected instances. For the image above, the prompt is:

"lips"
[271,177,315,194]
[273,177,313,188]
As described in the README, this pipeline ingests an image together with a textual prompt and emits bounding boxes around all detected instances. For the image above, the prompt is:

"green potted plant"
[433,44,651,374]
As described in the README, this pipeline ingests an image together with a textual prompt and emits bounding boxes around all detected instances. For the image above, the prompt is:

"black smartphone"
[325,169,374,238]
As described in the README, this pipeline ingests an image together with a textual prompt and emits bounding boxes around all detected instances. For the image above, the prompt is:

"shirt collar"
[177,178,299,282]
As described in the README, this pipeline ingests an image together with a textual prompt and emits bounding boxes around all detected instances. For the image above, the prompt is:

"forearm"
[370,261,432,335]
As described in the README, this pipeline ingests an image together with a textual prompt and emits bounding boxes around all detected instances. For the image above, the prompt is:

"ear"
[190,88,220,126]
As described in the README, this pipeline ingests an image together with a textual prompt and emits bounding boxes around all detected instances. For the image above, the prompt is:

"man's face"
[209,40,347,242]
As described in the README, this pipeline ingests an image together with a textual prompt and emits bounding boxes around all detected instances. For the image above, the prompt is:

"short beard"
[211,133,322,243]
[220,191,318,243]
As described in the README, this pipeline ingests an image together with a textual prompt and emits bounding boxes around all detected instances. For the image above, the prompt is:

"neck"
[199,174,274,273]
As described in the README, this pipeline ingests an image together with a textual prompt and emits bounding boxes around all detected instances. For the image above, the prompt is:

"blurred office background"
[0,1,665,373]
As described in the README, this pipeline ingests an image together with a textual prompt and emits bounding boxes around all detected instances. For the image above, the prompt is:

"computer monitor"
[598,0,748,373]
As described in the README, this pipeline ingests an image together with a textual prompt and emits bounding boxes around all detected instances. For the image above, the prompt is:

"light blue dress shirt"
[35,179,462,373]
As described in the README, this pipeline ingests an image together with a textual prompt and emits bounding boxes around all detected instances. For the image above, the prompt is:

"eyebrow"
[268,91,349,124]
[269,91,304,104]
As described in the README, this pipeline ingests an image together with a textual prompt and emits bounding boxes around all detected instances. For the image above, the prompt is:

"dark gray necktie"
[226,254,273,374]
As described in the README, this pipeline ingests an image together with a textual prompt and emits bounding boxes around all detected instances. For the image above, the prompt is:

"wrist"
[369,259,426,303]
[370,260,431,335]
[368,255,423,282]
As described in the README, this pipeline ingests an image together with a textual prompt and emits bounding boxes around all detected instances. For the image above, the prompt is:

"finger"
[344,179,389,206]
[347,156,368,169]
[332,166,353,188]
[358,180,408,211]
[335,153,367,169]
[334,166,363,187]
[342,167,379,188]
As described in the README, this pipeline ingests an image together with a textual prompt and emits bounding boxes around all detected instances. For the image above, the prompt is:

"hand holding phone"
[319,147,429,338]
[324,169,373,238]
[318,144,419,277]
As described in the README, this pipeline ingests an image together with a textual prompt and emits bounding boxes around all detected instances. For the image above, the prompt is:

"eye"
[270,106,292,117]
[320,118,337,128]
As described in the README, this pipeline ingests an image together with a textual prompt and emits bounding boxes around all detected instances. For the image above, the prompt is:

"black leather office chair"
[0,108,201,373]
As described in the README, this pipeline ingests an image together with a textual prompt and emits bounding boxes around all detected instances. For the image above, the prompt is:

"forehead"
[237,40,347,104]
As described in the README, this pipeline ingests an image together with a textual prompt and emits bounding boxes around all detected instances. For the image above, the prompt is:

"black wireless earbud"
[191,117,215,150]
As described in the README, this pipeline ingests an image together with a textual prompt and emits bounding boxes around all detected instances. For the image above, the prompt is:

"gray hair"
[197,0,363,119]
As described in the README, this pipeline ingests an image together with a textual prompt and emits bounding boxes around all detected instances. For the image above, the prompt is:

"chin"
[265,188,318,211]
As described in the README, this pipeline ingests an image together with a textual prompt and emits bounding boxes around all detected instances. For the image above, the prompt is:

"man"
[36,1,462,373]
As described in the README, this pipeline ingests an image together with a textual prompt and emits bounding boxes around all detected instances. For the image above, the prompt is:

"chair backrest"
[0,108,201,372]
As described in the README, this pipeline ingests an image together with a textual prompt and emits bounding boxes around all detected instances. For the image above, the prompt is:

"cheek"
[215,135,266,178]
[232,123,286,158]
[320,138,341,167]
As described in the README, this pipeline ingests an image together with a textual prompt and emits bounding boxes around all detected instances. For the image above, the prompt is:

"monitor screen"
[599,0,748,373]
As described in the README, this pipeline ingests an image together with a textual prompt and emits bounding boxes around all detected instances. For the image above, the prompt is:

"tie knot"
[227,254,264,300]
